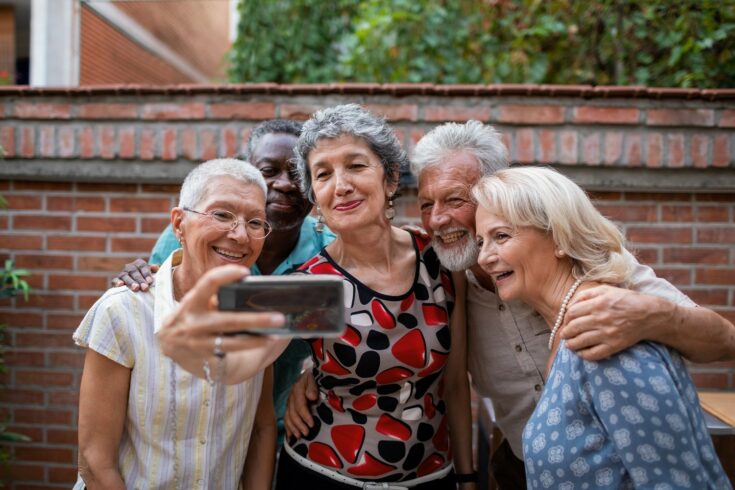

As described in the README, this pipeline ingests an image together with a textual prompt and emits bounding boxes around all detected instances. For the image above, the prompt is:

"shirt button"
[534,384,542,392]
[515,345,522,352]
[498,304,505,311]
[203,399,210,407]
[197,479,204,485]
[200,438,206,445]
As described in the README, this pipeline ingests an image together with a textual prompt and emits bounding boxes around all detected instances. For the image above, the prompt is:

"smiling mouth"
[335,200,362,211]
[213,247,246,261]
[494,271,513,282]
[438,230,467,244]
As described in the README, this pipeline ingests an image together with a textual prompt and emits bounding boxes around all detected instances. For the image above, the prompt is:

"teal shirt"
[149,216,335,444]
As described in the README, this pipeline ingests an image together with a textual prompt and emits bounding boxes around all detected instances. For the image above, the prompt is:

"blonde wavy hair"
[471,166,632,285]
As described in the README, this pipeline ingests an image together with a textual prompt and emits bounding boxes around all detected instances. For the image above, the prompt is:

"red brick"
[142,102,205,120]
[697,206,730,222]
[47,313,84,329]
[77,216,136,232]
[720,110,735,127]
[77,255,135,272]
[77,103,138,119]
[690,372,729,389]
[21,293,74,310]
[663,247,729,265]
[181,127,197,160]
[39,126,55,157]
[0,234,42,250]
[695,193,735,202]
[15,254,73,270]
[141,183,180,193]
[79,126,94,158]
[140,128,156,160]
[0,463,45,481]
[15,408,71,425]
[48,390,80,405]
[280,103,321,120]
[712,134,730,167]
[1,388,44,404]
[717,309,735,324]
[696,268,735,285]
[603,131,623,165]
[77,183,137,192]
[46,429,77,445]
[646,133,662,167]
[20,126,34,157]
[0,312,43,328]
[142,217,171,232]
[497,105,563,125]
[365,104,418,122]
[14,181,72,191]
[633,247,658,265]
[597,204,657,222]
[15,369,74,385]
[573,107,639,124]
[48,352,85,369]
[99,125,115,159]
[161,128,177,161]
[110,197,171,213]
[537,129,555,163]
[516,128,534,163]
[501,132,512,159]
[58,126,75,158]
[627,226,692,244]
[581,132,601,165]
[46,196,105,212]
[624,192,691,202]
[691,134,710,168]
[4,194,42,209]
[200,128,217,160]
[559,130,577,164]
[240,127,252,156]
[111,237,158,253]
[14,215,71,231]
[424,105,492,122]
[14,446,74,464]
[683,288,729,306]
[661,205,693,222]
[648,108,714,127]
[78,294,100,310]
[651,267,691,285]
[209,102,275,120]
[119,126,136,159]
[0,215,6,229]
[48,274,108,291]
[47,235,106,251]
[4,350,45,366]
[13,102,71,119]
[0,125,15,157]
[624,133,642,166]
[49,465,80,483]
[667,133,685,167]
[221,126,238,157]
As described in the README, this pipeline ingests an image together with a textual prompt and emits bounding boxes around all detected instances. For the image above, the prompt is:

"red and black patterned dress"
[290,234,455,482]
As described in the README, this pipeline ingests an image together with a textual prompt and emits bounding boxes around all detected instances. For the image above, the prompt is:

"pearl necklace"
[547,278,583,350]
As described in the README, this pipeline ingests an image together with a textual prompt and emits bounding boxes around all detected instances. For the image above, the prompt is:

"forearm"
[648,299,735,363]
[79,455,126,490]
[445,375,474,475]
[241,424,277,489]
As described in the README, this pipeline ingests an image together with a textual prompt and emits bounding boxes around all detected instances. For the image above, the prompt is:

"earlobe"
[555,249,566,258]
[171,207,185,242]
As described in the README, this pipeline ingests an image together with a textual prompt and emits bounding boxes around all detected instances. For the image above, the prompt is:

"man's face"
[251,132,311,231]
[417,151,482,271]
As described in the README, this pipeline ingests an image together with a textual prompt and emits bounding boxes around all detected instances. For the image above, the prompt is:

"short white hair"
[178,158,267,208]
[472,166,632,285]
[411,120,508,177]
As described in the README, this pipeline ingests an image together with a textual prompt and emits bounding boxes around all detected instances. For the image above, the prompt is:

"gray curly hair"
[294,104,408,201]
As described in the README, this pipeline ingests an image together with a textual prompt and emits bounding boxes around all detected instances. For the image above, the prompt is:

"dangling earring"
[315,206,325,232]
[385,193,395,221]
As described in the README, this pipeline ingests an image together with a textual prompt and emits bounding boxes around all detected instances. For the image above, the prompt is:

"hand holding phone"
[218,275,345,337]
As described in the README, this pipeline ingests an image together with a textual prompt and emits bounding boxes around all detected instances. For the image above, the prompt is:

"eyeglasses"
[183,207,272,239]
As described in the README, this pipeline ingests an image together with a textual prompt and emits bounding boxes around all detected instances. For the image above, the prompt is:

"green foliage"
[0,260,29,301]
[229,0,735,88]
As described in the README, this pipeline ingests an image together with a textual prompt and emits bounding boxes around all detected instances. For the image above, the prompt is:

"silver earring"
[385,193,395,221]
[315,206,325,232]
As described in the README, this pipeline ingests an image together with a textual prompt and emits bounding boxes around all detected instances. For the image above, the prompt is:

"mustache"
[267,191,304,206]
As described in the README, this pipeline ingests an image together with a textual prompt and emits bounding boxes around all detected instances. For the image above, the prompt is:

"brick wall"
[0,84,733,488]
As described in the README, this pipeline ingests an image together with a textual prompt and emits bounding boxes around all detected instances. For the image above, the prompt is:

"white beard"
[432,232,479,271]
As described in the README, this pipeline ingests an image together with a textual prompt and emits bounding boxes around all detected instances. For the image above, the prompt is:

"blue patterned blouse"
[523,341,731,489]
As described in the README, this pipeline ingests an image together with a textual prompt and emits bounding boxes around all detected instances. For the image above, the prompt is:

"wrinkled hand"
[157,265,285,361]
[561,285,657,361]
[111,258,159,291]
[400,224,429,240]
[284,370,318,440]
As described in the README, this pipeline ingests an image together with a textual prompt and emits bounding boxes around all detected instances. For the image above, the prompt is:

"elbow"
[78,446,117,486]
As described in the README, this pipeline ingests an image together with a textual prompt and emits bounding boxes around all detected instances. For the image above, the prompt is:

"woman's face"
[475,205,558,304]
[308,134,396,234]
[173,176,266,279]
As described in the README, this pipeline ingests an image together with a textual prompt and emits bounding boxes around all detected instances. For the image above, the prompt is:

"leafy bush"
[229,0,735,88]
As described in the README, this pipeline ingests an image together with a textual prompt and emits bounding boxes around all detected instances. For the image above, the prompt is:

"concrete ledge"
[1,159,734,192]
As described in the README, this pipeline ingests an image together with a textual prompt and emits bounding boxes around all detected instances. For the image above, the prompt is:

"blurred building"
[0,0,237,86]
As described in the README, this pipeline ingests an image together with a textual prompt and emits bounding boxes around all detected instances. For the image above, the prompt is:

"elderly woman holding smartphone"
[472,166,729,489]
[159,105,474,490]
[75,159,285,489]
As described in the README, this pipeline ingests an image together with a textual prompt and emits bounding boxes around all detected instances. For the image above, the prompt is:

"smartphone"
[218,275,345,337]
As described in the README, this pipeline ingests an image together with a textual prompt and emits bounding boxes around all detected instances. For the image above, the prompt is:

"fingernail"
[131,284,139,291]
[272,313,286,325]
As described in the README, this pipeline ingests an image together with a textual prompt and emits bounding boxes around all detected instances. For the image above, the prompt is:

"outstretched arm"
[242,366,277,490]
[562,285,735,363]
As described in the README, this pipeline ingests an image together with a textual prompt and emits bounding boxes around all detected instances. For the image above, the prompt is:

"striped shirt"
[74,250,263,489]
